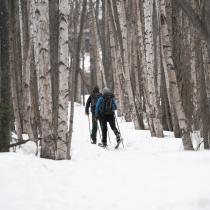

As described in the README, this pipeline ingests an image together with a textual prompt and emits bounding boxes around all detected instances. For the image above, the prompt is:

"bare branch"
[9,139,31,148]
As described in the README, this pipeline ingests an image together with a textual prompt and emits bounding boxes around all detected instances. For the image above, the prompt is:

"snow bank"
[0,103,210,210]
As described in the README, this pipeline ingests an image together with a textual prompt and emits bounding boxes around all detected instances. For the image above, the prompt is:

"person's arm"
[85,96,91,114]
[95,97,103,117]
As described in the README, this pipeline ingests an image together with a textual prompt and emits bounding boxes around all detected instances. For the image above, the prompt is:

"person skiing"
[85,85,102,144]
[95,87,121,148]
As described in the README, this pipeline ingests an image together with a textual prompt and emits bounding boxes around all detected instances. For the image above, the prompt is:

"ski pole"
[107,128,111,144]
[114,114,124,148]
[97,119,111,144]
[87,115,92,143]
[97,120,102,141]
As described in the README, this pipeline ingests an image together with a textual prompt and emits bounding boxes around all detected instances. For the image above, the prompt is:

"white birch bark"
[110,0,127,116]
[27,0,42,155]
[116,0,136,123]
[143,0,163,137]
[33,0,55,158]
[160,0,193,149]
[154,0,162,110]
[135,0,151,129]
[57,0,70,160]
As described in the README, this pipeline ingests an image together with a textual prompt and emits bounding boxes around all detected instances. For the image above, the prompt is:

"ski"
[98,143,115,151]
[98,141,124,150]
[98,142,107,148]
[115,138,123,149]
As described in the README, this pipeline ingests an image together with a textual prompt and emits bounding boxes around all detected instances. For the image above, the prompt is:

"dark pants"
[99,115,120,145]
[91,114,98,142]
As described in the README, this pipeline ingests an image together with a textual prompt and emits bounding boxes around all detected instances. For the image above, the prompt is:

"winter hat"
[93,85,99,93]
[102,87,111,95]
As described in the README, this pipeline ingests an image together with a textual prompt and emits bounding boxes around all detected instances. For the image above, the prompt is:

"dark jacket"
[85,92,102,114]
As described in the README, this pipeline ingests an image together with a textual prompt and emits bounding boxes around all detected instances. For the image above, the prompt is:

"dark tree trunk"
[0,0,11,152]
[12,0,23,132]
[175,0,210,57]
[8,0,23,140]
[199,50,210,149]
[49,0,59,141]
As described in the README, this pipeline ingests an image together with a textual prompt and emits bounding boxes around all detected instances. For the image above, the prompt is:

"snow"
[1,103,210,210]
[80,52,90,72]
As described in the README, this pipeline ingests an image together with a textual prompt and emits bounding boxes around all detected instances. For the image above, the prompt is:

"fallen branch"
[8,137,41,148]
[196,140,204,151]
[9,139,31,148]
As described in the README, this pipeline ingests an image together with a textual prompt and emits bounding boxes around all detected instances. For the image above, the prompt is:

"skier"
[95,87,121,148]
[85,85,102,144]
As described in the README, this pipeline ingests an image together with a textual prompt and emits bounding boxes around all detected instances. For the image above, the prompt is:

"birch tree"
[159,0,194,150]
[33,0,55,159]
[143,0,163,137]
[89,0,105,90]
[112,0,137,123]
[101,0,114,89]
[57,0,70,159]
[107,0,124,116]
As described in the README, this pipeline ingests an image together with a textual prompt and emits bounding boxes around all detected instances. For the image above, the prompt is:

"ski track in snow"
[0,103,210,210]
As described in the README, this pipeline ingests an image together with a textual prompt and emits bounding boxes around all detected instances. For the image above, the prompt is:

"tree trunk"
[89,0,105,90]
[75,73,82,103]
[107,0,124,116]
[20,0,33,136]
[175,0,210,57]
[8,0,23,141]
[33,0,55,159]
[111,0,131,121]
[57,0,70,160]
[0,0,11,151]
[143,0,163,137]
[30,42,41,154]
[49,0,59,149]
[135,0,150,130]
[68,0,87,160]
[160,0,194,150]
[115,0,137,123]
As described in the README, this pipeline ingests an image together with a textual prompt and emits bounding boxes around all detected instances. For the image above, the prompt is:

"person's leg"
[108,115,120,142]
[91,114,97,143]
[100,116,107,146]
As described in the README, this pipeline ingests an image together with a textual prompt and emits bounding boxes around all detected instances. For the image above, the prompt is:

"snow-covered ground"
[0,103,210,210]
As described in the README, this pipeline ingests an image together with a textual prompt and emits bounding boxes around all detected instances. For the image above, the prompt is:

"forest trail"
[72,102,182,160]
[0,103,210,210]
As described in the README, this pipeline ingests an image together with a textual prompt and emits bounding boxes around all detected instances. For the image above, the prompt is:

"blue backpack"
[100,93,114,115]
